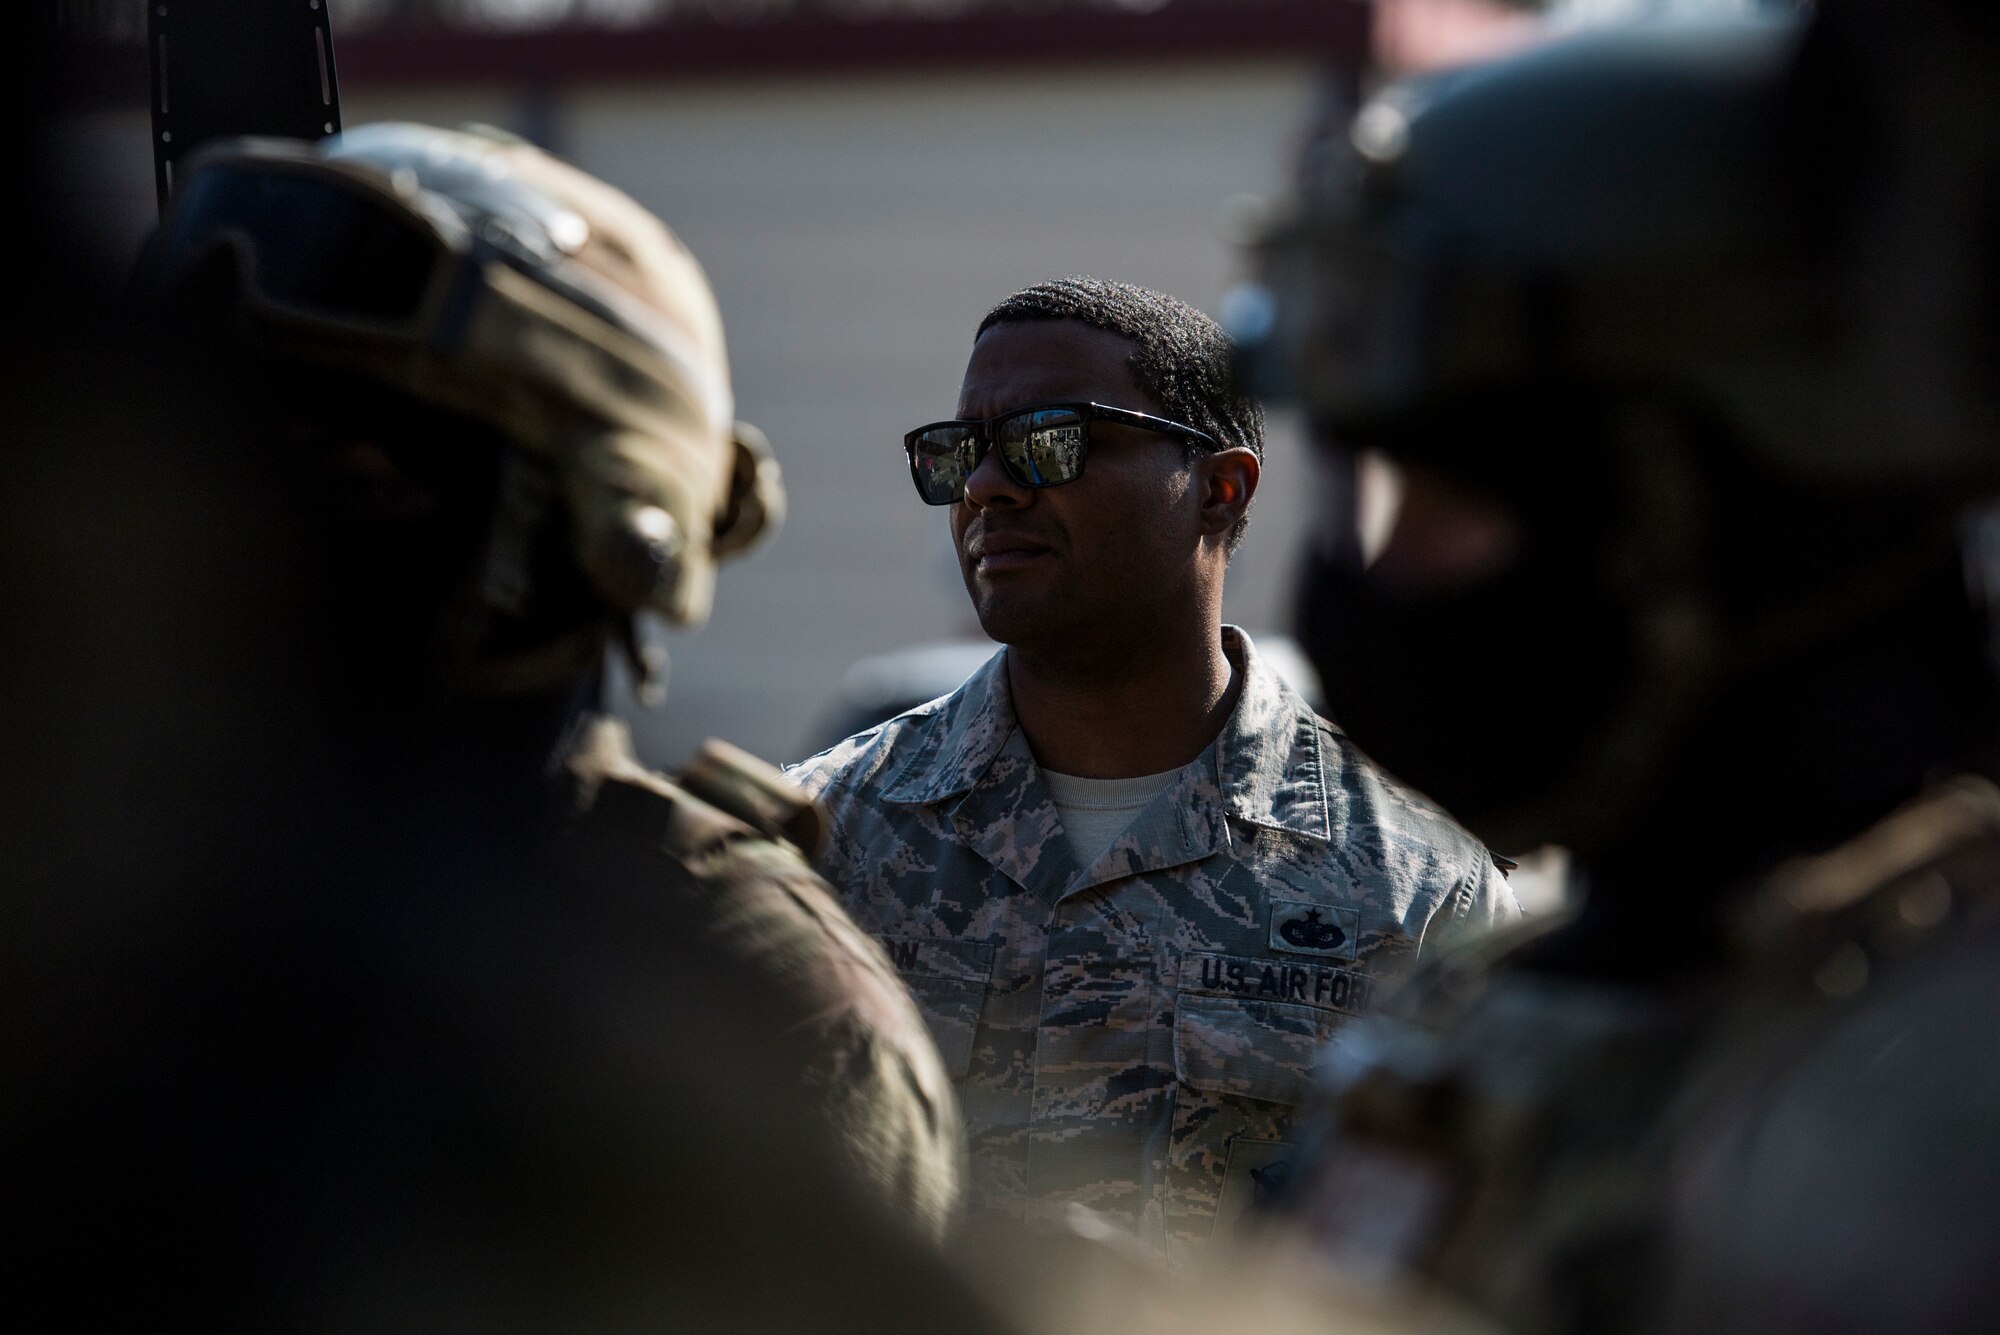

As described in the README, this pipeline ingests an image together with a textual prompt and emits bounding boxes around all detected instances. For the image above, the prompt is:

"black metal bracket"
[149,0,342,215]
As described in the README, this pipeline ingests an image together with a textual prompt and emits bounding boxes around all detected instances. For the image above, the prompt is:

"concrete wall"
[56,59,1325,768]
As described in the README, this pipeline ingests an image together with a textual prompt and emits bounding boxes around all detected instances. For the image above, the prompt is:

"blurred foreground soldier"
[1238,4,2000,1332]
[12,124,990,1331]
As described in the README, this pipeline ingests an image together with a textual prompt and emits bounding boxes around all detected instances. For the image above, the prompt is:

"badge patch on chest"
[1269,900,1360,960]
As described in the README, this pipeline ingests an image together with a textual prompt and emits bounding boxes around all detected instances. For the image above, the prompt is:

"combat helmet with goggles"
[142,122,782,697]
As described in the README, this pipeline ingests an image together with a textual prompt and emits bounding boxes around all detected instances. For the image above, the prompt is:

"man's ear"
[1198,447,1260,540]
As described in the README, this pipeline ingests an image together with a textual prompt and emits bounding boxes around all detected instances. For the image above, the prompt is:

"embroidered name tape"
[1183,951,1375,1016]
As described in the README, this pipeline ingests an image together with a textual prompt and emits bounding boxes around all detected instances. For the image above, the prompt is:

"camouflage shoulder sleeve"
[1318,719,1523,954]
[1423,851,1526,958]
[566,719,964,1241]
[784,716,905,803]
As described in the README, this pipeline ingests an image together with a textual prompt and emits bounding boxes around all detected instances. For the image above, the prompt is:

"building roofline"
[57,3,1362,107]
[338,3,1362,86]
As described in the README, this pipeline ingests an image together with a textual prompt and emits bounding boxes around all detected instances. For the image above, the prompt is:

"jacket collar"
[1213,628,1334,842]
[878,644,1017,806]
[879,627,1333,844]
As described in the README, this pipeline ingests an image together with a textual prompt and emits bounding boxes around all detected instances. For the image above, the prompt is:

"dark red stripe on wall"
[61,1,1364,106]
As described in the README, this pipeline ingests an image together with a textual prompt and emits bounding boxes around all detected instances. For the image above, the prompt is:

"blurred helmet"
[1231,9,2000,856]
[1237,13,1994,495]
[142,122,783,694]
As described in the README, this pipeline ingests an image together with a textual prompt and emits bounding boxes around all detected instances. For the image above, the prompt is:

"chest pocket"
[1172,952,1364,1238]
[1175,951,1375,1101]
[880,936,994,1080]
[1174,995,1330,1107]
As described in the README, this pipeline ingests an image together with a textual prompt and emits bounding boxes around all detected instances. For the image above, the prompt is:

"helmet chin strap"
[428,442,683,708]
[428,452,623,703]
[616,618,670,708]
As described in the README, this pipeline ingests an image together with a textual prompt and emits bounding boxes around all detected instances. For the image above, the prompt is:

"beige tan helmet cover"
[318,122,784,627]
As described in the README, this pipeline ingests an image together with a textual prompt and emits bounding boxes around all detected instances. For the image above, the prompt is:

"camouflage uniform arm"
[566,719,964,1241]
[687,834,965,1241]
[1420,852,1524,960]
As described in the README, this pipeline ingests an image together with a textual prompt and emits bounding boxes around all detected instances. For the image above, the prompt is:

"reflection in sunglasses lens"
[999,409,1085,489]
[917,428,976,503]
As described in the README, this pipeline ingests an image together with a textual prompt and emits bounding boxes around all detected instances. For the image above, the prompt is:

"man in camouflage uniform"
[1238,4,2000,1330]
[790,277,1516,1258]
[122,122,963,1250]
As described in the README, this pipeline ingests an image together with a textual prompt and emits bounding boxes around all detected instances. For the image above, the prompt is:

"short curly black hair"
[977,275,1265,553]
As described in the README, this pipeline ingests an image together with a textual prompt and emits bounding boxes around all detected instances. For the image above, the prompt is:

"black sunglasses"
[903,401,1221,505]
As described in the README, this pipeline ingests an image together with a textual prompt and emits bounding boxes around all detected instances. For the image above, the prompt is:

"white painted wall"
[54,59,1325,767]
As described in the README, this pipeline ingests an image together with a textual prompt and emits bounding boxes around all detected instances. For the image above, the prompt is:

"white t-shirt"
[1041,765,1183,869]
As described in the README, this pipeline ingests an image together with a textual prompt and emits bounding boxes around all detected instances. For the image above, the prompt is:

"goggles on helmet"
[143,127,780,646]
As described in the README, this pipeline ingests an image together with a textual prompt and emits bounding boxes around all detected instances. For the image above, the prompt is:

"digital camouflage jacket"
[788,628,1516,1255]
